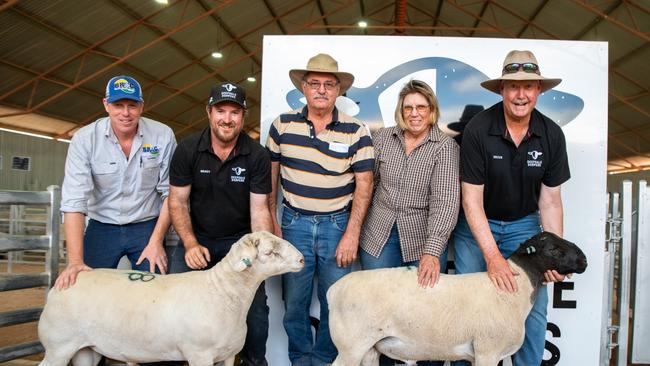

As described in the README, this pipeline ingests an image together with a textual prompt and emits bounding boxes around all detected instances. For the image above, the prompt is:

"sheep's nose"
[576,256,588,273]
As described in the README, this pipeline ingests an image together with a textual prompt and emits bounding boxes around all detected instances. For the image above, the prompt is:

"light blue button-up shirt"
[61,117,176,225]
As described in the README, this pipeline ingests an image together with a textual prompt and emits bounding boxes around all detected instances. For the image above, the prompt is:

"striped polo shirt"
[266,106,374,214]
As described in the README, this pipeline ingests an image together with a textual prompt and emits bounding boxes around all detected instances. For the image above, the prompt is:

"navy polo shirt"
[460,102,570,221]
[170,127,271,239]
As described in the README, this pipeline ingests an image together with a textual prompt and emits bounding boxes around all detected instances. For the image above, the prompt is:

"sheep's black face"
[518,232,588,275]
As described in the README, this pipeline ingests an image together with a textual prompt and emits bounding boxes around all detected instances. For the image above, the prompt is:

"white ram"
[327,231,587,366]
[38,231,304,366]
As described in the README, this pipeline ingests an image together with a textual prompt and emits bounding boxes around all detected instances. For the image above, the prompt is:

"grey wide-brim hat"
[481,50,562,94]
[289,53,355,96]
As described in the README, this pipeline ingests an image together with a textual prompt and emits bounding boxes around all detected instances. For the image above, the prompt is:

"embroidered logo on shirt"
[142,144,160,154]
[200,169,211,174]
[528,151,543,160]
[231,167,246,182]
[492,155,503,160]
[527,150,543,167]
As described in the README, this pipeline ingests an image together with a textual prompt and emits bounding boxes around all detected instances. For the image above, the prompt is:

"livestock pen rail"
[0,186,60,363]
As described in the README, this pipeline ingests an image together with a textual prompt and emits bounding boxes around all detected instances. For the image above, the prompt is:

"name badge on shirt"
[329,141,349,153]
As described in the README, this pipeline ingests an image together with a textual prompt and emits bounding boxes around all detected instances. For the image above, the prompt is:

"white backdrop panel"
[260,35,608,366]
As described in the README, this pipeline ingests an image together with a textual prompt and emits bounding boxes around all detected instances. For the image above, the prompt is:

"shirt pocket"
[91,161,119,192]
[141,159,160,192]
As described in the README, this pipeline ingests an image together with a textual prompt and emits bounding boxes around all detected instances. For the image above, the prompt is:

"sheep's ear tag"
[242,258,252,267]
[525,246,536,254]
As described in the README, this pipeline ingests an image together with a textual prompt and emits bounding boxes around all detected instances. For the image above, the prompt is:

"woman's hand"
[417,254,441,288]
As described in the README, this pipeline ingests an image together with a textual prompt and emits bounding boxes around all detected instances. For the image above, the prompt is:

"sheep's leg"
[71,348,101,366]
[39,345,80,366]
[223,356,235,366]
[472,353,500,366]
[360,347,380,366]
[186,353,215,366]
[330,345,378,366]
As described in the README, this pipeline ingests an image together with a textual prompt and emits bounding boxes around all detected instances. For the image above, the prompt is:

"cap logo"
[223,83,237,92]
[113,78,136,94]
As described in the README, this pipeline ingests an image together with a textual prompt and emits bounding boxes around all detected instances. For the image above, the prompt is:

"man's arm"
[462,182,519,293]
[135,198,171,274]
[168,184,210,269]
[251,192,273,233]
[268,161,282,238]
[539,183,568,282]
[335,170,373,267]
[54,212,92,290]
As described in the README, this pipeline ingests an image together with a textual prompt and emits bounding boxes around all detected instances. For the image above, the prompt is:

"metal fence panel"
[632,180,650,363]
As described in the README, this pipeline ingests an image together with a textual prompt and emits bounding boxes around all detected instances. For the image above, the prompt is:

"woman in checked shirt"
[359,79,460,289]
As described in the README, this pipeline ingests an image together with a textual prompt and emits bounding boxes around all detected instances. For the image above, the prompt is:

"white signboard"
[260,35,608,366]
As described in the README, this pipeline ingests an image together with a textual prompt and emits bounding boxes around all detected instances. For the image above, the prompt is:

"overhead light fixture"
[358,20,368,28]
[155,0,168,4]
[56,138,71,144]
[211,51,223,59]
[247,61,257,82]
[0,127,53,140]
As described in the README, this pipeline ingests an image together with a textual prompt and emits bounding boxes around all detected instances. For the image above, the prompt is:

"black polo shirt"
[460,102,570,221]
[170,127,271,239]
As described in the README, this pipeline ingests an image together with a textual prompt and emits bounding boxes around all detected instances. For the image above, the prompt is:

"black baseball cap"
[208,82,246,108]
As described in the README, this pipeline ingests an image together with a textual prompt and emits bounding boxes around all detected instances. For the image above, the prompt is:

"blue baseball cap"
[105,75,144,103]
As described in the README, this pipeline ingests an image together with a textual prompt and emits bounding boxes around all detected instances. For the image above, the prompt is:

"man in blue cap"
[56,75,177,289]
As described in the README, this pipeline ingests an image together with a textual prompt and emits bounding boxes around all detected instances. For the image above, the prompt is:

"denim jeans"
[83,218,159,272]
[360,223,446,366]
[85,218,171,366]
[452,212,546,366]
[167,235,269,366]
[281,205,351,366]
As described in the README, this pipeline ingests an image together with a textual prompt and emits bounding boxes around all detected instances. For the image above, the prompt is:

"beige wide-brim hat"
[481,50,562,94]
[289,53,355,96]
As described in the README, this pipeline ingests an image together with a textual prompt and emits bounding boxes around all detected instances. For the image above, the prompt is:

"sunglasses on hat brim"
[503,63,540,74]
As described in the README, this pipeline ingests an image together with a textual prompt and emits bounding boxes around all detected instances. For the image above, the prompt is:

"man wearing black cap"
[168,82,273,366]
[57,75,176,290]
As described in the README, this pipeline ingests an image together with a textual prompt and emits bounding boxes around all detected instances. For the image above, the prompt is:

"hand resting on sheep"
[327,231,587,366]
[38,231,305,366]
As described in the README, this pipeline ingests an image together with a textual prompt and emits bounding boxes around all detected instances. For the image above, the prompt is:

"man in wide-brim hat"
[266,53,374,366]
[452,50,572,366]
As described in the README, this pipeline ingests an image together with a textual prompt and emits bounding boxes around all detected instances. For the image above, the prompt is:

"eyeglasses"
[303,80,339,91]
[503,63,539,74]
[403,104,430,115]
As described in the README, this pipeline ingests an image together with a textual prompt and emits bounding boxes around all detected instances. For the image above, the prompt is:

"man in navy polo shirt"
[167,82,273,366]
[454,50,572,366]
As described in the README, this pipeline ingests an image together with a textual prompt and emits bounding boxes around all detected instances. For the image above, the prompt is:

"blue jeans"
[281,205,351,366]
[360,223,445,366]
[83,218,159,273]
[452,212,546,366]
[167,235,269,366]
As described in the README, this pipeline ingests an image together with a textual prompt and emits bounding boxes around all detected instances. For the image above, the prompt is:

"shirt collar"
[392,124,442,143]
[102,117,144,140]
[488,101,543,139]
[298,105,341,127]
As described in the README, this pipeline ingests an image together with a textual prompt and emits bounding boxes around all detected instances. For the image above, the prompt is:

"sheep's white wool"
[38,231,304,366]
[327,232,587,366]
